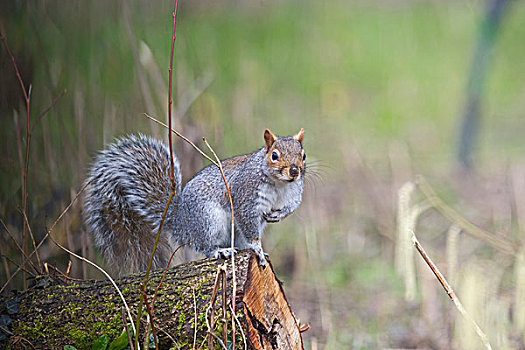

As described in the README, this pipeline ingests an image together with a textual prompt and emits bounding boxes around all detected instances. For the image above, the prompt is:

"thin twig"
[0,179,91,294]
[121,307,135,350]
[207,264,226,349]
[152,239,195,309]
[412,232,492,350]
[0,219,39,274]
[143,113,217,166]
[39,262,82,282]
[140,284,159,350]
[229,304,247,350]
[0,32,29,101]
[135,189,175,347]
[2,255,35,277]
[0,325,36,349]
[167,0,179,184]
[202,137,237,348]
[204,332,228,350]
[21,211,42,273]
[2,30,32,290]
[31,88,67,134]
[65,260,72,278]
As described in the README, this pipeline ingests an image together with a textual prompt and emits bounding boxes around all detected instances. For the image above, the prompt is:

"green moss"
[15,287,123,348]
[177,313,186,329]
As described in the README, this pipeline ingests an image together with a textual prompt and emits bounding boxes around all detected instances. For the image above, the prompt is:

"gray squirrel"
[82,128,306,275]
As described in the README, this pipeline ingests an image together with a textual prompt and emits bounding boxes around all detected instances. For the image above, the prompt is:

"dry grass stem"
[446,224,461,287]
[0,180,91,294]
[0,219,39,274]
[47,228,137,336]
[202,137,238,348]
[396,182,431,301]
[396,182,416,301]
[411,233,492,350]
[207,264,226,349]
[229,304,247,350]
[415,175,514,255]
[515,249,525,333]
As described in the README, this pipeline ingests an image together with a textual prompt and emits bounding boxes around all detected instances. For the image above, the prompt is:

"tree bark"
[0,251,304,349]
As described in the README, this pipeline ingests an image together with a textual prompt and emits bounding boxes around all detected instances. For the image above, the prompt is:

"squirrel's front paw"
[263,209,282,223]
[213,248,237,260]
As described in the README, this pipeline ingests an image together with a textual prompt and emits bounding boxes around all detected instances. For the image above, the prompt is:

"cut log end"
[243,255,303,349]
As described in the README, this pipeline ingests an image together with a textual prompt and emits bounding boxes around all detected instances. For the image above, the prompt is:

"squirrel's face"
[264,128,305,183]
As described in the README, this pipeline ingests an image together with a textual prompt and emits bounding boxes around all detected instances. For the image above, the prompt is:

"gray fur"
[83,134,181,275]
[83,131,305,274]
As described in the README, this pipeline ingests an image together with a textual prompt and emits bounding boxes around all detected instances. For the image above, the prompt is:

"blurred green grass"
[2,0,525,348]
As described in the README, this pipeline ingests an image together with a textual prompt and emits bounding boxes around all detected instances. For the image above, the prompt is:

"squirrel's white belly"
[256,181,300,213]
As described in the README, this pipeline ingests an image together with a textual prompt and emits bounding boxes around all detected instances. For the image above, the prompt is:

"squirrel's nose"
[289,165,299,178]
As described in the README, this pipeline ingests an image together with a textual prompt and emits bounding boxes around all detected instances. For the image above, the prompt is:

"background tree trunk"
[0,251,304,349]
[457,0,511,170]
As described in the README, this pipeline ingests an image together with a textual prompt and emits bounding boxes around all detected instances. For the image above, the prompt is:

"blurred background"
[1,0,525,348]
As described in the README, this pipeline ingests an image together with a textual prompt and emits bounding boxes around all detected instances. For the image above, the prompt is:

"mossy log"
[0,251,304,349]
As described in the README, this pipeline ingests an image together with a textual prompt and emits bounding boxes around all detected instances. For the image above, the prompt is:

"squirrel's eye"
[271,151,279,161]
[303,153,306,161]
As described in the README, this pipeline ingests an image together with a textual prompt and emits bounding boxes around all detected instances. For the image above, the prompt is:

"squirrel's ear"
[293,128,304,144]
[264,129,277,151]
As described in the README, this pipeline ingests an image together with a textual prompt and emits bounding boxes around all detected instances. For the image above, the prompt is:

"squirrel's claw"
[252,248,267,267]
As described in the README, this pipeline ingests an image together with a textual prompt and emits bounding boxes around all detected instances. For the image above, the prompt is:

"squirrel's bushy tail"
[83,134,181,275]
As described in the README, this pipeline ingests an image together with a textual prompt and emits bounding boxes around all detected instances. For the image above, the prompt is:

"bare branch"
[412,232,492,350]
[31,88,67,134]
[143,113,217,166]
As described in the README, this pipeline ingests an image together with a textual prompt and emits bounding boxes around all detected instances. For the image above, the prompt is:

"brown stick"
[31,88,67,134]
[412,232,492,350]
[140,284,159,350]
[121,307,135,350]
[207,267,222,349]
[152,238,195,309]
[0,219,39,274]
